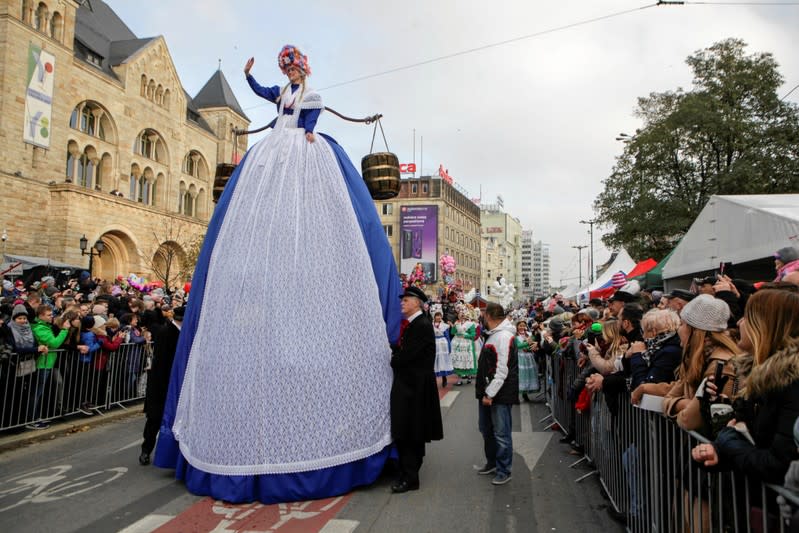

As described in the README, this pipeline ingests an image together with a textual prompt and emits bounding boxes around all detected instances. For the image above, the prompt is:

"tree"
[138,218,192,291]
[595,38,799,261]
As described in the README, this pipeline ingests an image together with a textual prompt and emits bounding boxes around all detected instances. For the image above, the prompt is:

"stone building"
[374,176,481,295]
[0,0,249,283]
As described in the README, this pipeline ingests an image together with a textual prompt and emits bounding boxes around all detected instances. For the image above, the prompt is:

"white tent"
[662,194,799,280]
[562,249,636,299]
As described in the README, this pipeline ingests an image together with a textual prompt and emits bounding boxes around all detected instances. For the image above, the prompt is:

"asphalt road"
[0,386,622,533]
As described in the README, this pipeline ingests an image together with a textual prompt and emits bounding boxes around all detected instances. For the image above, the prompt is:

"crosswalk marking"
[319,519,360,533]
[117,513,173,533]
[440,390,459,408]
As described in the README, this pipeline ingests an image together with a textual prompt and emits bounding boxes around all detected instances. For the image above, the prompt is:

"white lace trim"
[172,127,393,476]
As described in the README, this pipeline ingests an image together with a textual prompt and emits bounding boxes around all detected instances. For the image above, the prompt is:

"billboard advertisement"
[24,43,55,149]
[399,205,438,283]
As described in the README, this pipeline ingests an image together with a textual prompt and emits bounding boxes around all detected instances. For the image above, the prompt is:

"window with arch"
[50,11,62,41]
[155,85,163,106]
[147,79,155,100]
[135,129,167,164]
[34,2,47,32]
[182,150,208,179]
[178,182,196,217]
[69,101,113,142]
[21,0,32,23]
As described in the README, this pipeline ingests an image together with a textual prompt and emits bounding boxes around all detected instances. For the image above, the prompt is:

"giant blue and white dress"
[153,75,403,504]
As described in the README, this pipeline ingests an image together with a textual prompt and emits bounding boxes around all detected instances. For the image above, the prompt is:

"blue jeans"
[478,402,513,476]
[29,368,51,422]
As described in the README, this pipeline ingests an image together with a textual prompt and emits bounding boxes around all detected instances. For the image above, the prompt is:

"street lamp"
[79,234,105,276]
[1,229,7,257]
[579,219,596,284]
[572,245,587,287]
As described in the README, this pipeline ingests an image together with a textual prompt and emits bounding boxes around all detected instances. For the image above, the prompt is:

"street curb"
[0,402,144,454]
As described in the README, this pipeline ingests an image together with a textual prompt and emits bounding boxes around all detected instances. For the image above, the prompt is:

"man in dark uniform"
[139,305,184,465]
[390,286,444,493]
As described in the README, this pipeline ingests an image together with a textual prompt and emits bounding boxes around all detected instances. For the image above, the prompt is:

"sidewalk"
[0,402,144,453]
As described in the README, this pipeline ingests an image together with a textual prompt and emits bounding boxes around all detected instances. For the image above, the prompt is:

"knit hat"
[278,44,311,75]
[775,246,799,263]
[11,304,28,319]
[576,307,600,321]
[91,315,107,331]
[2,280,12,291]
[611,272,627,288]
[680,294,730,332]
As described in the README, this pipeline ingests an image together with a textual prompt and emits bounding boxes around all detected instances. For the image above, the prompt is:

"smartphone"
[713,360,725,384]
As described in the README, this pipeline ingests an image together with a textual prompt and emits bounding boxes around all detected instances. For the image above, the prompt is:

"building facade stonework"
[0,0,248,283]
[375,176,481,295]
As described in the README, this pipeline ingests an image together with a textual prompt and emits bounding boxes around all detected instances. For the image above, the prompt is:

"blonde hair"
[602,318,625,358]
[106,317,120,330]
[642,308,680,337]
[744,289,799,365]
[679,327,741,388]
[278,78,306,109]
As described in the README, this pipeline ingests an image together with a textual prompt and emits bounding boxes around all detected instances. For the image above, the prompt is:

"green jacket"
[31,319,68,369]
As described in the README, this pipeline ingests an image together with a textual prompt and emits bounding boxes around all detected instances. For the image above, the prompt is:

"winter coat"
[475,318,519,405]
[623,333,682,390]
[663,345,738,433]
[713,341,799,484]
[79,331,101,363]
[390,313,444,443]
[31,319,68,369]
[94,331,122,371]
[144,320,181,419]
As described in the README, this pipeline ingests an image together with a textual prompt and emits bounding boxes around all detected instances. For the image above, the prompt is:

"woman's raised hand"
[244,57,255,76]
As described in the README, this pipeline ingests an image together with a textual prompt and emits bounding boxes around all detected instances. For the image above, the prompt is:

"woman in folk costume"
[432,310,454,388]
[154,45,403,504]
[515,320,539,401]
[451,307,478,386]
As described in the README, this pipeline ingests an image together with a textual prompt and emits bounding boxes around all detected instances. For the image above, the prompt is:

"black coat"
[144,321,180,419]
[390,314,444,443]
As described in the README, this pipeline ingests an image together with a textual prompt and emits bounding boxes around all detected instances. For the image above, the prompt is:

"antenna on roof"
[218,58,222,71]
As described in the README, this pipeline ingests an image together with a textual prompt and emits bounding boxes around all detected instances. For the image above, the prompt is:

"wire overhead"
[243,3,661,111]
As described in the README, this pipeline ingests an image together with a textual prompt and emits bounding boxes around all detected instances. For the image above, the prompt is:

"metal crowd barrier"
[546,351,799,532]
[0,342,151,431]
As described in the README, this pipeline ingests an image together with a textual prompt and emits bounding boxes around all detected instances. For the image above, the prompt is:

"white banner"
[23,43,55,149]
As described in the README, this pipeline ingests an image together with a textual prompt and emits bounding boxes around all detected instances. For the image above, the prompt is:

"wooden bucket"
[361,152,400,200]
[213,163,237,203]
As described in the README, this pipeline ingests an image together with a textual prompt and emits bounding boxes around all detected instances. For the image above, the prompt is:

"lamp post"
[79,234,105,276]
[579,219,596,284]
[572,245,587,287]
[1,229,7,257]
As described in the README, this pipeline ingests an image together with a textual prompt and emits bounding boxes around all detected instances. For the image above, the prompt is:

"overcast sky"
[107,0,799,288]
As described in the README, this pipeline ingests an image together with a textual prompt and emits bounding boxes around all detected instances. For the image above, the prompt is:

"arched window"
[21,0,32,23]
[97,153,111,191]
[66,152,75,180]
[162,89,170,110]
[50,11,62,41]
[70,101,114,142]
[137,175,148,203]
[135,129,167,164]
[129,163,141,200]
[155,85,163,106]
[77,152,91,188]
[183,153,196,177]
[140,74,147,97]
[183,191,194,217]
[34,2,48,32]
[147,79,155,101]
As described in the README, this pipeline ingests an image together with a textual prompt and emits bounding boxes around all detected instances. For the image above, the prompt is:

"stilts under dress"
[153,77,402,504]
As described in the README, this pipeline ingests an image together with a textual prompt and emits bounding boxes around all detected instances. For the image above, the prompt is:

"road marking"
[512,432,553,473]
[114,440,141,454]
[117,514,173,533]
[440,390,459,408]
[319,519,360,532]
[520,401,533,433]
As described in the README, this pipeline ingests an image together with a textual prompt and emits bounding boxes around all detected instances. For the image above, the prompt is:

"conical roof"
[193,70,249,121]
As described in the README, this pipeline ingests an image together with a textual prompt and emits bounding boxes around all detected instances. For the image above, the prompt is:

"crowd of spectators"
[0,272,186,430]
[512,246,799,527]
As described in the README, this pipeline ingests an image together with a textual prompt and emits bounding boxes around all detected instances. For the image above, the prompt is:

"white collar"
[407,310,423,323]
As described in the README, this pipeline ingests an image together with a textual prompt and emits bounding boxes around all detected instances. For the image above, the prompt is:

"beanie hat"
[11,304,28,319]
[2,280,12,291]
[680,294,730,332]
[611,272,627,289]
[278,44,311,75]
[91,315,106,331]
[775,246,799,263]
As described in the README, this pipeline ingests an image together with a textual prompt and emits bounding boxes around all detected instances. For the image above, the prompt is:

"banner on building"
[399,205,438,283]
[23,43,55,149]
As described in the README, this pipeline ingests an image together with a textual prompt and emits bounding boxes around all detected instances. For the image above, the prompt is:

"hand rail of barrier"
[545,349,799,532]
[1,342,151,431]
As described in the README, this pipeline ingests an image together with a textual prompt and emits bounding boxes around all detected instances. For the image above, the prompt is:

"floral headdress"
[278,44,311,75]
